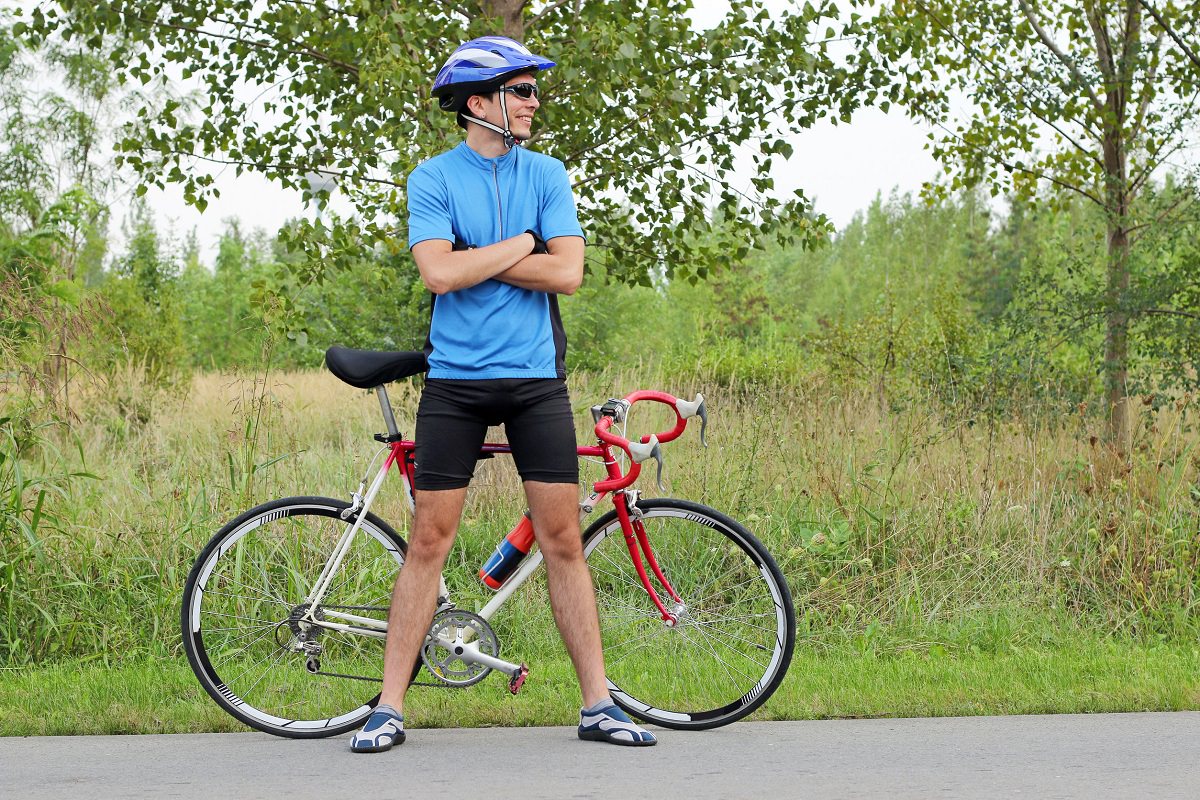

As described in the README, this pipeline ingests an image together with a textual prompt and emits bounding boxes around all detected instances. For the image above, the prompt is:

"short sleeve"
[539,161,585,242]
[406,164,453,249]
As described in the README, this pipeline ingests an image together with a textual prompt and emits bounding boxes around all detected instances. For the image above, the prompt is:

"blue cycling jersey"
[407,142,585,380]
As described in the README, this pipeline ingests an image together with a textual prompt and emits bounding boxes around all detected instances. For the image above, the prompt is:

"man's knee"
[406,518,459,564]
[535,522,584,563]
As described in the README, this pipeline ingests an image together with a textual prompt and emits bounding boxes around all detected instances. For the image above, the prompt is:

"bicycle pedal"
[508,663,529,695]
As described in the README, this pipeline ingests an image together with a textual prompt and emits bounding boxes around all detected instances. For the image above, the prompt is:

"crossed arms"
[412,233,584,296]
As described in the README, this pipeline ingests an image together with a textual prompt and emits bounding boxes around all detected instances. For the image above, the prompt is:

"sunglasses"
[497,82,539,101]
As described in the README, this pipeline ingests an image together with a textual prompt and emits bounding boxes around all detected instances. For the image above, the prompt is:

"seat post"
[375,386,400,437]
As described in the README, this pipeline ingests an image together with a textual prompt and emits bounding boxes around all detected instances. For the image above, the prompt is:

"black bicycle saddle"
[324,346,428,389]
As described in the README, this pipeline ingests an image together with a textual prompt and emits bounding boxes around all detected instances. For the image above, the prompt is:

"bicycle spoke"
[211,624,283,667]
[688,571,766,609]
[202,588,292,609]
[202,609,287,626]
[683,619,771,671]
[208,575,293,609]
[605,626,672,667]
[675,622,758,689]
[690,611,779,638]
[236,646,292,703]
[686,618,769,677]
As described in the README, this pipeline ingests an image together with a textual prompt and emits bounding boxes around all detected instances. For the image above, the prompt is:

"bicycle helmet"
[432,36,555,148]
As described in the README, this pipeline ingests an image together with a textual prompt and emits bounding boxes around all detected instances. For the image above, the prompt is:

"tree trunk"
[1092,2,1135,454]
[482,0,526,40]
[1103,204,1131,453]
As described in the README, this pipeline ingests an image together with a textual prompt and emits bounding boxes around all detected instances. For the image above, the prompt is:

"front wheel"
[583,499,795,730]
[181,497,406,738]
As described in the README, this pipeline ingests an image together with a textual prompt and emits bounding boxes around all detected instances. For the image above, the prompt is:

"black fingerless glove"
[452,236,475,252]
[526,229,548,255]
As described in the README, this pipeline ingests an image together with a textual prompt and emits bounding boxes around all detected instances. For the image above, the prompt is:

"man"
[350,36,657,753]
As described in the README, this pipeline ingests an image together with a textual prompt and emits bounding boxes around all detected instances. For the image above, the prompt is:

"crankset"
[420,609,529,692]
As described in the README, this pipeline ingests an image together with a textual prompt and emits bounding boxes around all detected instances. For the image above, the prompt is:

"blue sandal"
[578,702,657,746]
[350,706,405,753]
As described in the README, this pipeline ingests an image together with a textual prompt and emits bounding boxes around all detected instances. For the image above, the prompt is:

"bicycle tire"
[181,496,407,738]
[582,498,795,730]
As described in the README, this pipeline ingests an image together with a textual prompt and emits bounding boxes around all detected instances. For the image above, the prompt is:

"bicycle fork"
[616,491,685,625]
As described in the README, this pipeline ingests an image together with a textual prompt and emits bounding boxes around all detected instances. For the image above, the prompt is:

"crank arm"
[444,639,524,677]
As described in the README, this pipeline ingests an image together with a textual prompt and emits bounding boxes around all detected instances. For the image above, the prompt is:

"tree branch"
[1136,0,1200,72]
[1129,30,1164,144]
[163,149,403,189]
[133,14,360,78]
[426,0,475,21]
[1128,193,1198,247]
[1127,86,1200,195]
[1085,3,1117,84]
[1142,308,1200,321]
[530,0,571,27]
[1018,0,1106,113]
[912,0,1105,160]
[932,120,1105,206]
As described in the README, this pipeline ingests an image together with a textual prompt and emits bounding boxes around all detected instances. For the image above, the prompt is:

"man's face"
[478,72,540,140]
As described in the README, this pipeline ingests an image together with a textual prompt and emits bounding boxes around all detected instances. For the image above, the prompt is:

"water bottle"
[480,513,535,590]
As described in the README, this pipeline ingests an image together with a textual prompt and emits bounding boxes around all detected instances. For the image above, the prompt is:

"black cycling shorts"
[413,378,579,490]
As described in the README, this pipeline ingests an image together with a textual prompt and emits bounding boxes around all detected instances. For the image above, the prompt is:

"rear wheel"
[181,497,406,738]
[583,498,795,730]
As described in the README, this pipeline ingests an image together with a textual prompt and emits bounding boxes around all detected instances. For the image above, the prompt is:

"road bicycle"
[181,346,796,738]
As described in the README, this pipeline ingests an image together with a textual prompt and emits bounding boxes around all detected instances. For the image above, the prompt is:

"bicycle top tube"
[377,389,705,496]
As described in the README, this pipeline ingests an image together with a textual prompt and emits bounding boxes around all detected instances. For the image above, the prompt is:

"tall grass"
[1,363,1197,669]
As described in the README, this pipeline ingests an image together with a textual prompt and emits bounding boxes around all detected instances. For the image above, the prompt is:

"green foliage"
[839,0,1200,440]
[21,0,848,328]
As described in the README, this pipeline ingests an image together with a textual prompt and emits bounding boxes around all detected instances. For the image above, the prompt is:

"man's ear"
[465,94,487,120]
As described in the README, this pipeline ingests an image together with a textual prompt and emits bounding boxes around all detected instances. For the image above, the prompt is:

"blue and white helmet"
[432,36,555,111]
[432,37,554,146]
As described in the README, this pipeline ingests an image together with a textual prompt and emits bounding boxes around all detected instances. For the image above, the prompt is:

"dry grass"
[3,365,1198,667]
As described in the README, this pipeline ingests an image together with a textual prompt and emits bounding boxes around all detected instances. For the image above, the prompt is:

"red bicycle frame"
[375,389,705,624]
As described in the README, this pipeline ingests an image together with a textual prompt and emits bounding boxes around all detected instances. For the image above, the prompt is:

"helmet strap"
[464,89,517,149]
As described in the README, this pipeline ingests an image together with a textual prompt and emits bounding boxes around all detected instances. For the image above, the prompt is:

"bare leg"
[377,487,468,712]
[524,480,609,708]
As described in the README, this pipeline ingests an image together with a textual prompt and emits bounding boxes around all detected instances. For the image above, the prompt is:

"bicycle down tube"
[301,390,706,638]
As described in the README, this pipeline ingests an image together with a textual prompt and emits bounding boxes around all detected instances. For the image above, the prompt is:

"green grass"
[3,366,1199,734]
[2,633,1197,736]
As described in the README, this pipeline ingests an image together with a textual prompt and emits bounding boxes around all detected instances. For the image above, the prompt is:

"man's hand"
[494,235,584,295]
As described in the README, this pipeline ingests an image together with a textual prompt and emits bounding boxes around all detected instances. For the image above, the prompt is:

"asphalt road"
[2,712,1198,799]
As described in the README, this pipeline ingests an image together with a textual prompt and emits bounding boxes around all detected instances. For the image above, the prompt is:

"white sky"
[85,1,941,263]
[139,111,938,262]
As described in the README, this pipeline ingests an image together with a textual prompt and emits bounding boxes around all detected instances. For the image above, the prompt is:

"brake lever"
[675,393,708,448]
[627,436,666,491]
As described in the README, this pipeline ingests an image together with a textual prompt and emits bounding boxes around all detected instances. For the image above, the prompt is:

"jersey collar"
[456,140,519,173]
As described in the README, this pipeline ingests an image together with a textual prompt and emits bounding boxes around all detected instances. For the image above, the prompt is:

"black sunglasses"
[497,82,539,100]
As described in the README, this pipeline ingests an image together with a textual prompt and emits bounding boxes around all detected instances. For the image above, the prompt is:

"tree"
[847,0,1200,448]
[1,9,131,411]
[20,1,845,314]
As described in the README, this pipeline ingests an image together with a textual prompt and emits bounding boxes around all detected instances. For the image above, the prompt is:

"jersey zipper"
[492,162,504,239]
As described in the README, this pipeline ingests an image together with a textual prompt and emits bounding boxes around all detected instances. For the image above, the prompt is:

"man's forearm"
[494,236,585,295]
[494,254,583,295]
[414,233,534,294]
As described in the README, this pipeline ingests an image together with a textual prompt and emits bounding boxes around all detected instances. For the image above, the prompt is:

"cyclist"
[351,36,657,752]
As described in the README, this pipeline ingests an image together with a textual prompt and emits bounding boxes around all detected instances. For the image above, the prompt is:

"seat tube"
[376,386,400,437]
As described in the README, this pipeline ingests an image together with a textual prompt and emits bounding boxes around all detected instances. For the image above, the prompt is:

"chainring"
[420,609,501,687]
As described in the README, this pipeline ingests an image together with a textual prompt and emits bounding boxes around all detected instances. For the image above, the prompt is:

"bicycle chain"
[308,668,452,688]
[306,603,466,688]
